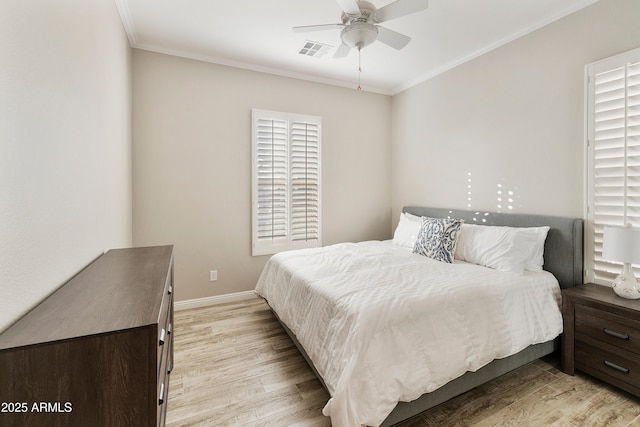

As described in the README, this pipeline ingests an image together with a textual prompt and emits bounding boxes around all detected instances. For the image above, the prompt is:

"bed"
[255,206,583,427]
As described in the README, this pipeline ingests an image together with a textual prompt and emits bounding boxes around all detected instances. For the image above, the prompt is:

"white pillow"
[392,212,422,248]
[519,226,550,271]
[455,224,549,274]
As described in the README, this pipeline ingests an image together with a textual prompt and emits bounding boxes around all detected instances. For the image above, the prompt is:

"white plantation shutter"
[586,48,640,284]
[252,110,322,255]
[291,121,320,243]
[255,118,288,245]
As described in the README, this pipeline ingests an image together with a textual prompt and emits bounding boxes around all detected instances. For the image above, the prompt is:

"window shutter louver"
[291,121,320,243]
[252,110,322,255]
[255,118,288,244]
[586,49,640,284]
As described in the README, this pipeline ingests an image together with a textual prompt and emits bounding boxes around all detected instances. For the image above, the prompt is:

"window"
[251,109,321,256]
[585,47,640,284]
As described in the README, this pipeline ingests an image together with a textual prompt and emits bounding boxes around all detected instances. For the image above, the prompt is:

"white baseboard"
[175,290,258,311]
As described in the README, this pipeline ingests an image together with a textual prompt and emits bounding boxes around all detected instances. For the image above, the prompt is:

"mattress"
[255,240,563,427]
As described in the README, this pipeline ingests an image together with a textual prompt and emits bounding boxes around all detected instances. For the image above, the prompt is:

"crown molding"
[390,0,601,95]
[114,0,138,46]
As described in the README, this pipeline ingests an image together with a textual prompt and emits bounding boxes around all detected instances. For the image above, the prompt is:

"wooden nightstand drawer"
[575,304,640,354]
[576,341,640,396]
[562,283,640,398]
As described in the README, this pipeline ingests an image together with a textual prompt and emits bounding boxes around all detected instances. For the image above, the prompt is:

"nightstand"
[562,283,640,397]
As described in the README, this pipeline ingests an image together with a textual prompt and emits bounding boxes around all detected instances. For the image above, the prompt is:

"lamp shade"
[602,226,640,265]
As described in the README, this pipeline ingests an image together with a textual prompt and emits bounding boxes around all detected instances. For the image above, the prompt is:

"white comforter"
[254,241,563,427]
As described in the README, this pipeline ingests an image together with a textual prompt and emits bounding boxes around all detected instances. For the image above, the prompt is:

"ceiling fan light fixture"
[340,22,378,49]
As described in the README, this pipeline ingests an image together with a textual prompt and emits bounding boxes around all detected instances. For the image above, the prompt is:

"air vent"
[298,41,332,58]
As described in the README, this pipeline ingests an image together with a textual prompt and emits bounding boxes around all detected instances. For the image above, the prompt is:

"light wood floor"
[166,298,640,427]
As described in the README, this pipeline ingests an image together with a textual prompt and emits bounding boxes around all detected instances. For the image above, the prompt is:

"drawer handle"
[604,328,629,340]
[158,383,165,405]
[604,360,629,374]
[168,322,172,335]
[168,360,173,374]
[168,285,173,295]
[159,328,166,346]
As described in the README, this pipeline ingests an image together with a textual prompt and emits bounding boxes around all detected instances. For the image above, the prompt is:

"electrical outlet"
[209,270,218,282]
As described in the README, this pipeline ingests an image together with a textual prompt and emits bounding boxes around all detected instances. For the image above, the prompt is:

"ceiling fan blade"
[372,0,429,23]
[336,0,362,18]
[376,26,411,50]
[292,23,344,33]
[334,43,351,58]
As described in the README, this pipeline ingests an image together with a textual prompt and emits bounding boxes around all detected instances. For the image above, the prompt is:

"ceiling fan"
[292,0,429,58]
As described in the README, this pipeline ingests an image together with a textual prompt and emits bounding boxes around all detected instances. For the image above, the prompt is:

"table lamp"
[602,225,640,299]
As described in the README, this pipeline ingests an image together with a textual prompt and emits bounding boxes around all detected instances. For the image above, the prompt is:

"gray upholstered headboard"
[402,206,584,289]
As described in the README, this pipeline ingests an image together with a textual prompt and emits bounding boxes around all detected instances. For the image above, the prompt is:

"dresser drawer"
[157,360,171,427]
[575,304,640,354]
[157,302,172,427]
[576,341,640,394]
[157,291,173,372]
[156,270,173,427]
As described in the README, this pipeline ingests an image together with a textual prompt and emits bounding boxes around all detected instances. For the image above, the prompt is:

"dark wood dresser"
[0,245,174,427]
[562,283,640,397]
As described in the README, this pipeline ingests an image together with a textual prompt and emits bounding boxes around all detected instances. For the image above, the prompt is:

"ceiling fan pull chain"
[357,47,362,91]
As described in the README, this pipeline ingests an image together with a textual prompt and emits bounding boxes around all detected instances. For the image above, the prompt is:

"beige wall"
[132,50,391,302]
[0,1,132,332]
[391,0,640,224]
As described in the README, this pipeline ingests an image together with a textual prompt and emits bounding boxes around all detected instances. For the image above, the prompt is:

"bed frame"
[272,206,583,426]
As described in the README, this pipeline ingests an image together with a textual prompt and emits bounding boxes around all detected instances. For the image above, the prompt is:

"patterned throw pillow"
[413,216,464,263]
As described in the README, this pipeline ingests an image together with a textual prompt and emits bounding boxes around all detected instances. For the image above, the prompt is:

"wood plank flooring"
[166,298,640,427]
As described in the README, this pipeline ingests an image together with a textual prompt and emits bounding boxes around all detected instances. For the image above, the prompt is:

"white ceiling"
[115,0,599,95]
